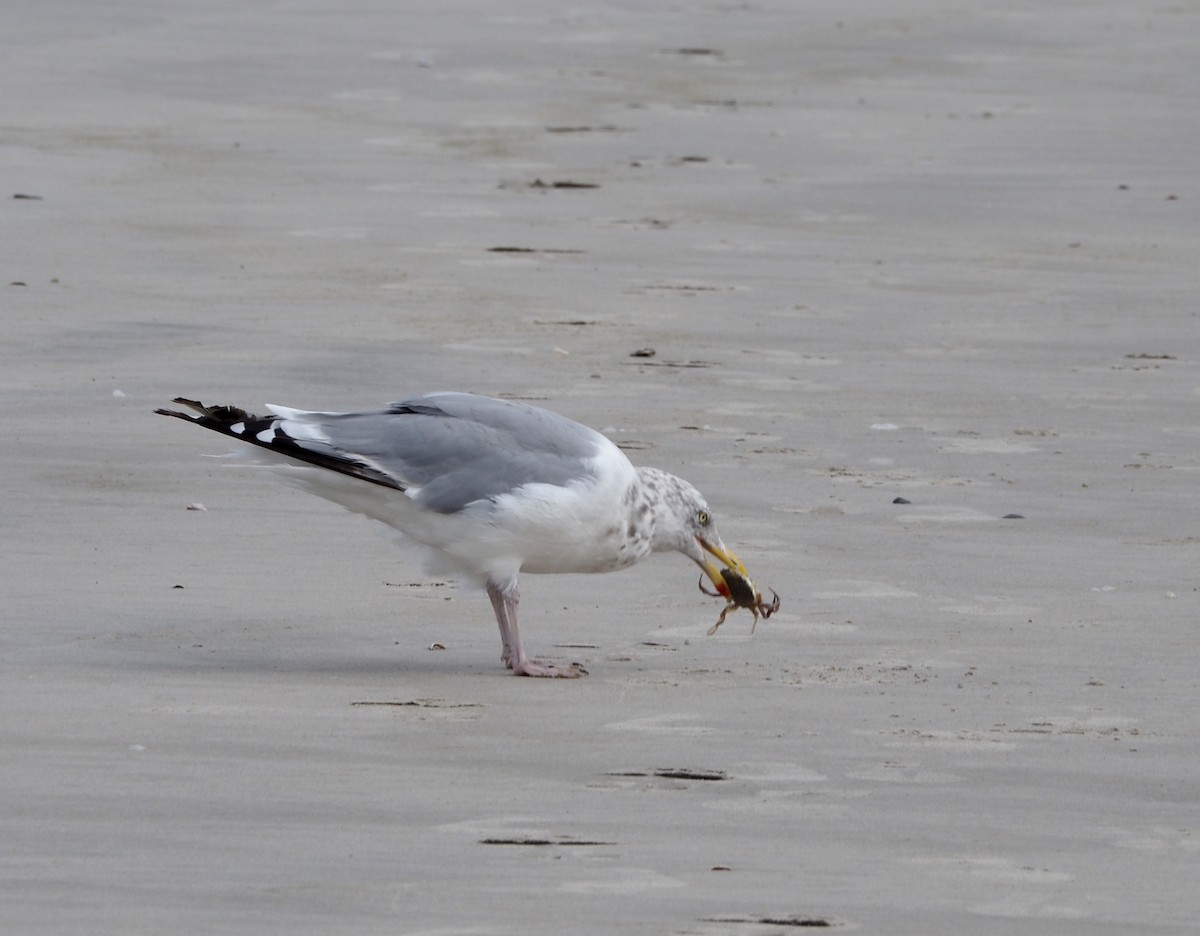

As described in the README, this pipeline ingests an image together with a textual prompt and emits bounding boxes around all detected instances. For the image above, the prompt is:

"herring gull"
[157,392,770,677]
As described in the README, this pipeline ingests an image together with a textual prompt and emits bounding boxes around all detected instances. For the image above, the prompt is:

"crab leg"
[707,603,734,636]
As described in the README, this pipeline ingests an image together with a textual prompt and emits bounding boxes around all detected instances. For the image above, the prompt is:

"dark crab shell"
[719,566,760,608]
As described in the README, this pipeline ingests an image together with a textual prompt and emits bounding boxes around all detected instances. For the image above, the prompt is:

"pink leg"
[485,581,586,678]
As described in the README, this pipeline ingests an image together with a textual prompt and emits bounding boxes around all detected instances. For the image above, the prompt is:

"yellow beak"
[696,535,748,596]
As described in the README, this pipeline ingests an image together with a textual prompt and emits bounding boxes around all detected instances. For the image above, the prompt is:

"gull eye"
[697,509,710,527]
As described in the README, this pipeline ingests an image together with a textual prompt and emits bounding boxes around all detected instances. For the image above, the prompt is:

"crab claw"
[759,588,781,618]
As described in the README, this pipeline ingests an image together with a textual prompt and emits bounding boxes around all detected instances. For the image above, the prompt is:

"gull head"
[640,468,748,597]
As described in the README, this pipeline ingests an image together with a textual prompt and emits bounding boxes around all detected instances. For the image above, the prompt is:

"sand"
[3,2,1198,933]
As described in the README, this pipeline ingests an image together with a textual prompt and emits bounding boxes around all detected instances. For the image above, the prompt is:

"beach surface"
[3,2,1198,933]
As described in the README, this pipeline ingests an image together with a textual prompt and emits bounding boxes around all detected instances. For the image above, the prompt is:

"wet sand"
[3,2,1198,933]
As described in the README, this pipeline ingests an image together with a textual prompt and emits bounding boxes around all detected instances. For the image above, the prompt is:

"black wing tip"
[157,397,258,422]
[154,397,263,436]
[156,395,407,493]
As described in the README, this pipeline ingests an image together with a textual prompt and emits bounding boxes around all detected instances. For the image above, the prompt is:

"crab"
[699,566,781,636]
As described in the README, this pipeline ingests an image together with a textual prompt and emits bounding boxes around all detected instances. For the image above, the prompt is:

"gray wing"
[274,392,612,514]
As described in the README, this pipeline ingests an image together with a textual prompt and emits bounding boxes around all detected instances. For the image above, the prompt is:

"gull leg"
[486,581,520,666]
[485,581,586,678]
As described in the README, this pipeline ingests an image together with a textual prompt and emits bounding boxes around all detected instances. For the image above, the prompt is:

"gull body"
[157,392,748,677]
